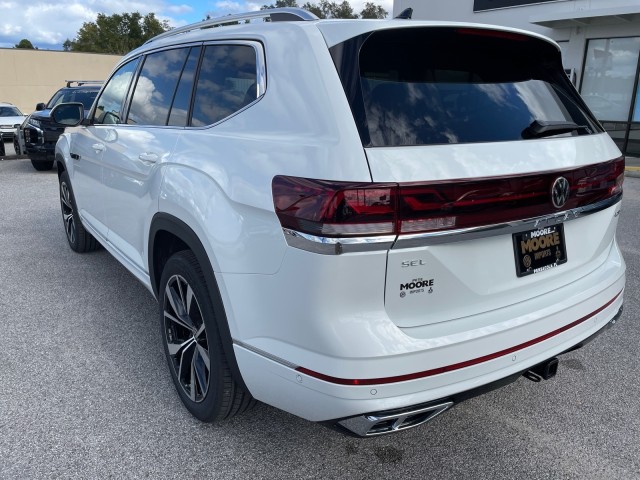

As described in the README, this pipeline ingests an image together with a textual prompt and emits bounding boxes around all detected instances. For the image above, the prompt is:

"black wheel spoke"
[196,343,210,371]
[193,348,209,398]
[164,310,192,332]
[167,337,194,357]
[165,282,196,331]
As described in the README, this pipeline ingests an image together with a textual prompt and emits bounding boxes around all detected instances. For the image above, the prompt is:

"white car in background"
[0,102,26,143]
[52,8,625,436]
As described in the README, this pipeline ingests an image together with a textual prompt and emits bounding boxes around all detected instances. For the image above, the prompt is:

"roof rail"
[64,80,104,88]
[146,8,319,45]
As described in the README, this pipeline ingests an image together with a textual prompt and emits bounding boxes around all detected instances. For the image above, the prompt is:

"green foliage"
[261,0,387,18]
[261,0,299,9]
[360,2,387,19]
[66,12,169,55]
[301,0,356,18]
[15,39,36,49]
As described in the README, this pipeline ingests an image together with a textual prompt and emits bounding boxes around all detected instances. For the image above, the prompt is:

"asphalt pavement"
[0,153,639,479]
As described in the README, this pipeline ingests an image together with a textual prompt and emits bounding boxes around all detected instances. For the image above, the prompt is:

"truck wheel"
[31,159,54,171]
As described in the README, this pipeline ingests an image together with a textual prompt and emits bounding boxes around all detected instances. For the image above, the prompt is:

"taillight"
[272,176,397,237]
[272,157,624,239]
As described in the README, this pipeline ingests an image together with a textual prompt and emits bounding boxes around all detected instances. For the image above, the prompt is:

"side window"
[94,59,140,125]
[168,47,202,127]
[191,44,258,127]
[128,48,190,126]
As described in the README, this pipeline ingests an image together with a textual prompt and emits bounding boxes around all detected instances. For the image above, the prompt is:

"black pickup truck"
[23,81,101,171]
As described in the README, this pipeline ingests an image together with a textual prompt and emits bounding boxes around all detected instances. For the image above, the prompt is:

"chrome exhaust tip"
[337,401,454,437]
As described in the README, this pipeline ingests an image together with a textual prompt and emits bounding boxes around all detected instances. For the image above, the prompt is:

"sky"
[0,0,394,50]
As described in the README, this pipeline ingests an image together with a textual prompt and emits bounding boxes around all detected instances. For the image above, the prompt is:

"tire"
[13,137,21,156]
[159,250,255,422]
[31,159,54,171]
[59,170,98,252]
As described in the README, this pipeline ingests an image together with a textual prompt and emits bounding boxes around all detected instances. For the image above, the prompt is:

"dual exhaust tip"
[337,356,560,437]
[337,401,454,437]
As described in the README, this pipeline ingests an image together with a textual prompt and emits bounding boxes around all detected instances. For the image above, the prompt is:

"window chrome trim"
[282,194,622,254]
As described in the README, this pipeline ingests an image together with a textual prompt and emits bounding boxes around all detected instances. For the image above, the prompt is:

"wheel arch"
[56,154,66,177]
[149,212,248,391]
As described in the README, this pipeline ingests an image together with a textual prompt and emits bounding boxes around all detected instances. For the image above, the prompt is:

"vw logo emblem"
[551,177,570,208]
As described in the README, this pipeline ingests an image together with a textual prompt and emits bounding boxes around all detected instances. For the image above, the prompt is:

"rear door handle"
[92,143,106,152]
[138,153,159,163]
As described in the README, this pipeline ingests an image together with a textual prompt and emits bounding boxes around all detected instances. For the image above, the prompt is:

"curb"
[626,166,640,179]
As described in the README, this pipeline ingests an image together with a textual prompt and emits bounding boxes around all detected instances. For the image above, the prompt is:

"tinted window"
[128,48,190,126]
[93,59,140,125]
[168,47,201,127]
[46,89,99,110]
[0,106,22,116]
[332,28,601,147]
[192,45,257,126]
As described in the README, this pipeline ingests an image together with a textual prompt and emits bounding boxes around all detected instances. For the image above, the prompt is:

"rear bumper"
[234,282,624,423]
[330,304,623,436]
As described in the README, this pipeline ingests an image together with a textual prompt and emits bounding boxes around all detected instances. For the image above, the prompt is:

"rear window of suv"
[331,27,601,147]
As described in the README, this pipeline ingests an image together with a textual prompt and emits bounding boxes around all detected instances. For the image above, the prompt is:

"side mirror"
[51,103,85,127]
[35,103,46,111]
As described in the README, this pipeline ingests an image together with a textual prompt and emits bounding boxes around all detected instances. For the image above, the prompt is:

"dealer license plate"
[512,224,567,277]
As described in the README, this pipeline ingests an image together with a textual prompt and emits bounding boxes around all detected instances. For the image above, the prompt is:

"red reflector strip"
[296,291,622,386]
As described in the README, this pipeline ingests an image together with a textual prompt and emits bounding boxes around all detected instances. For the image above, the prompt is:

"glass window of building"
[580,37,640,122]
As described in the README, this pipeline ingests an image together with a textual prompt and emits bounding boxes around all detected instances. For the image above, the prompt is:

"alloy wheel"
[163,274,210,403]
[60,181,76,245]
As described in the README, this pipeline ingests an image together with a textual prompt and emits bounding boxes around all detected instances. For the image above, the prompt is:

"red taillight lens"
[272,176,397,237]
[272,157,624,238]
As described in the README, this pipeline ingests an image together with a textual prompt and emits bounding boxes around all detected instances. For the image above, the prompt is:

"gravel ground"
[0,156,638,480]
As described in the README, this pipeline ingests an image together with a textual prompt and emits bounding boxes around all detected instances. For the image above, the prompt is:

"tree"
[67,12,169,55]
[360,2,387,19]
[15,39,36,49]
[301,1,356,18]
[261,0,298,9]
[262,0,386,19]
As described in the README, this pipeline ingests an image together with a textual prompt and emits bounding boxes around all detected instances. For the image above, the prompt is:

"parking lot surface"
[1,157,639,479]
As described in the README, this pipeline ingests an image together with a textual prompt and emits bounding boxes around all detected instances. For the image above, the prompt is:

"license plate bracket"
[513,224,567,277]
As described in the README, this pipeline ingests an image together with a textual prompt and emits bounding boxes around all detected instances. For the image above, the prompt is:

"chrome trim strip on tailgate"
[282,195,621,254]
[394,194,622,249]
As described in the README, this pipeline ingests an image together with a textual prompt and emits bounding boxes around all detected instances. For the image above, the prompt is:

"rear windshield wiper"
[522,120,591,139]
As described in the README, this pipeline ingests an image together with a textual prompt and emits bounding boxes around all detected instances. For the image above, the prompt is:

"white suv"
[53,8,625,436]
